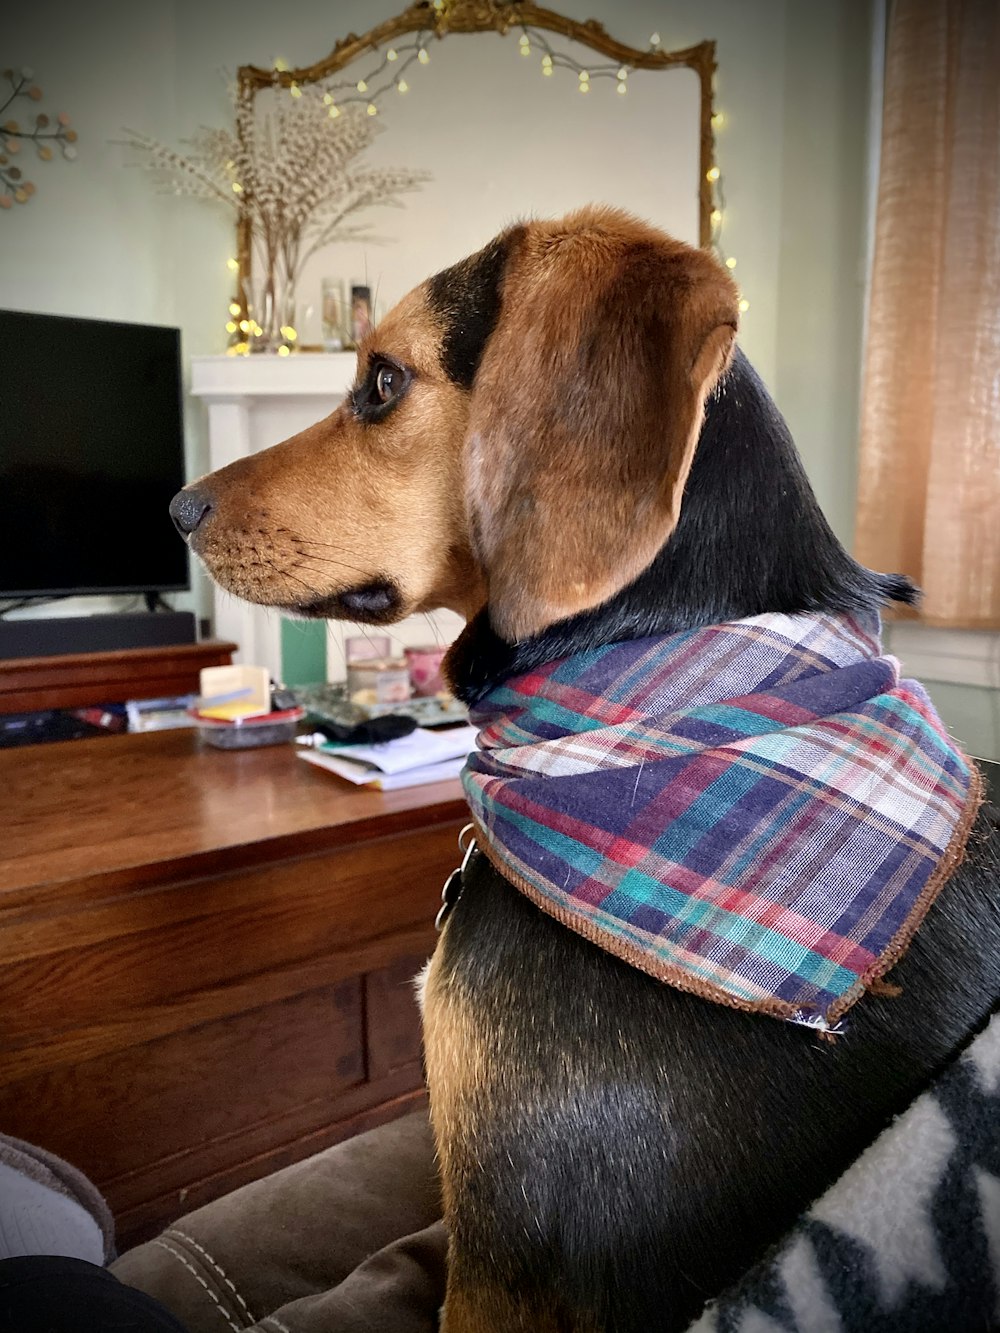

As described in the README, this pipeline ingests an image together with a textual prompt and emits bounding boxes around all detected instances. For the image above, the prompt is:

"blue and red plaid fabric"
[462,612,978,1028]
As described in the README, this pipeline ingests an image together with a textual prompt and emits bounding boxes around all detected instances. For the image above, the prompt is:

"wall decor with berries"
[1,67,77,210]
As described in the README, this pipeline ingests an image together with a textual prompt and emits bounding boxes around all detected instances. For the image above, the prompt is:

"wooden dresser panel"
[0,732,465,1247]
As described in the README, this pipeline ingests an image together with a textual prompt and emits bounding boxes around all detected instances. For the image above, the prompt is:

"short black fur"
[447,348,918,703]
[427,230,523,390]
[440,812,1000,1330]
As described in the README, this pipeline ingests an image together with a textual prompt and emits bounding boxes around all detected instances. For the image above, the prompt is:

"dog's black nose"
[169,486,212,536]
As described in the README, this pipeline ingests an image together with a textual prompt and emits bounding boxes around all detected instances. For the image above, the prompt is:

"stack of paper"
[299,724,477,791]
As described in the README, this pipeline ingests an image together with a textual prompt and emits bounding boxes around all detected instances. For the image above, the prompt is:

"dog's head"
[171,207,740,643]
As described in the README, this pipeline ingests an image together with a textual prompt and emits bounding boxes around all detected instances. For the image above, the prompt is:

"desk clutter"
[294,681,468,731]
[344,636,447,706]
[298,723,477,791]
[186,665,305,749]
[2,638,473,781]
[291,634,468,738]
[124,665,306,748]
[0,707,124,748]
[296,637,474,789]
[133,647,474,785]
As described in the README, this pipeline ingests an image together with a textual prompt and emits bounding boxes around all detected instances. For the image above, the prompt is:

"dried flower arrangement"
[121,80,428,351]
[1,67,77,210]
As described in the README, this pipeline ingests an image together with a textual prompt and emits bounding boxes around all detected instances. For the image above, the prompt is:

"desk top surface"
[2,730,466,897]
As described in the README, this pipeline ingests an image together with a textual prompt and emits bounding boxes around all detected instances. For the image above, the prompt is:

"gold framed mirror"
[234,0,717,342]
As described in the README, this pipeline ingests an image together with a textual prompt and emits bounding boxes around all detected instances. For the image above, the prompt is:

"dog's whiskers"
[290,548,375,581]
[422,612,445,648]
[342,620,413,661]
[292,561,355,585]
[293,535,369,557]
[279,568,326,600]
[347,622,385,658]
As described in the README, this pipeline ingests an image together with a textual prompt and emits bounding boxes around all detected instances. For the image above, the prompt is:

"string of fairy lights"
[277,37,431,117]
[225,19,748,349]
[511,23,747,314]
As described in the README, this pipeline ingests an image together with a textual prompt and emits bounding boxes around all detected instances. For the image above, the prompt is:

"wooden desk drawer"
[0,819,460,1246]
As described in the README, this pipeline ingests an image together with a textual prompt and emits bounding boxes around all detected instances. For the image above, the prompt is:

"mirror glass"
[248,29,703,342]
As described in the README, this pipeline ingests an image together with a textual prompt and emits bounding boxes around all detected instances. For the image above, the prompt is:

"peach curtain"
[855,0,1000,627]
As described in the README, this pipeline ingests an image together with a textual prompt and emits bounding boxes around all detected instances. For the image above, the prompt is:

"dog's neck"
[446,348,916,706]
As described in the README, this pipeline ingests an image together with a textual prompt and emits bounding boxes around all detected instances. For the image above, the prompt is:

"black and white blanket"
[687,1011,1000,1331]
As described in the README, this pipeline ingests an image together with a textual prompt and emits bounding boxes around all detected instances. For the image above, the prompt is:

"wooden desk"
[0,730,466,1247]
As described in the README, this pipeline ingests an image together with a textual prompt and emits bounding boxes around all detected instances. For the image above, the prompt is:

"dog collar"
[460,612,981,1030]
[436,823,477,931]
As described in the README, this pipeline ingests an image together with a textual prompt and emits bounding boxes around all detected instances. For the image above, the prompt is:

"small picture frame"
[321,277,347,351]
[350,284,373,346]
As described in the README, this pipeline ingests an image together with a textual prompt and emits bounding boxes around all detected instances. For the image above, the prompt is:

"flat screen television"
[0,310,190,599]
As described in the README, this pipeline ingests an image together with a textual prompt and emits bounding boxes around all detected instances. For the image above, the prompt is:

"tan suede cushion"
[111,1111,445,1332]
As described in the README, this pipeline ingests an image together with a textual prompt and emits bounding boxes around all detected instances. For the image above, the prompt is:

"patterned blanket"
[463,612,980,1030]
[685,1009,1000,1330]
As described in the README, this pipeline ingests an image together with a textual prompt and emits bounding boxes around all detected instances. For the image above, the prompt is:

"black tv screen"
[0,310,189,598]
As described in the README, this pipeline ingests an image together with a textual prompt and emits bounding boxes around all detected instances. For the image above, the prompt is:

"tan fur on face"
[187,287,486,621]
[181,207,736,640]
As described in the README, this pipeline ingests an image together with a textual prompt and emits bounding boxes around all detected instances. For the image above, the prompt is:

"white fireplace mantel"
[191,351,357,403]
[190,353,356,679]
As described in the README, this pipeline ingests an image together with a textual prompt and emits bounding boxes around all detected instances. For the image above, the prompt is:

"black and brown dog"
[171,207,1000,1332]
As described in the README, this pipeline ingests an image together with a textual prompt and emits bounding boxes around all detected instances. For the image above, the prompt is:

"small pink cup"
[404,644,448,697]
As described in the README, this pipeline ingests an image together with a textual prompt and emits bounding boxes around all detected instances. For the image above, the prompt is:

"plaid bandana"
[462,612,980,1030]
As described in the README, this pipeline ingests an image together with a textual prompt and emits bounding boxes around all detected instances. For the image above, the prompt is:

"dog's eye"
[375,364,400,403]
[350,357,410,421]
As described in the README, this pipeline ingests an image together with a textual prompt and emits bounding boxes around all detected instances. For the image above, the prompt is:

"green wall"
[280,619,327,687]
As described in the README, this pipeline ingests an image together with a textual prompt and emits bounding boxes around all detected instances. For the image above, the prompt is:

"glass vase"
[247,251,298,354]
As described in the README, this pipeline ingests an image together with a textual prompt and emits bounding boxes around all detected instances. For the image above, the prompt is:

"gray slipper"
[0,1133,115,1265]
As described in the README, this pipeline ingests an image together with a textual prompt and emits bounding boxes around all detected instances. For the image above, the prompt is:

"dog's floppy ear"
[464,208,738,642]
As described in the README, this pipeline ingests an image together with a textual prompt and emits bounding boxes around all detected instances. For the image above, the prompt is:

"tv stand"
[0,641,237,714]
